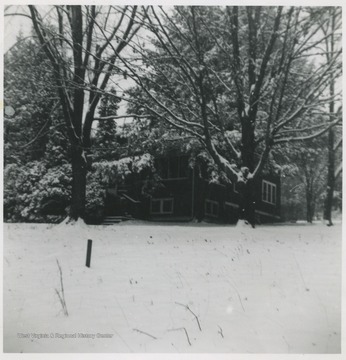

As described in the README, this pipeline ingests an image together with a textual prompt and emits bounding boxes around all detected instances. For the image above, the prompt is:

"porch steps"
[102,215,134,225]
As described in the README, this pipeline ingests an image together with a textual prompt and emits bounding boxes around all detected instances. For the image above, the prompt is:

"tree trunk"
[323,9,336,227]
[324,127,335,226]
[238,117,256,227]
[306,188,314,223]
[69,144,87,221]
[238,178,256,227]
[241,117,256,173]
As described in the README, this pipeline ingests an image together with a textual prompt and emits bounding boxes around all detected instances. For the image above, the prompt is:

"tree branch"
[273,117,341,144]
[94,114,147,121]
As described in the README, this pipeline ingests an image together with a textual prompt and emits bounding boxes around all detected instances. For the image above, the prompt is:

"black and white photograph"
[2,1,344,356]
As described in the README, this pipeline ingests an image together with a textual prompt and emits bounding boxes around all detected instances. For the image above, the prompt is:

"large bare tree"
[6,5,143,220]
[114,6,342,225]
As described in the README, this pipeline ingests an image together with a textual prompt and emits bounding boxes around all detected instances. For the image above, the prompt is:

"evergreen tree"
[4,34,69,166]
[4,34,71,222]
[92,88,121,162]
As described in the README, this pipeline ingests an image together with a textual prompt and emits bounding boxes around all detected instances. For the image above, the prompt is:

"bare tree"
[112,6,342,225]
[6,5,143,221]
[320,7,343,226]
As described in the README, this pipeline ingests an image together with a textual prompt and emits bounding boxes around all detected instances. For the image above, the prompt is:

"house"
[104,152,281,224]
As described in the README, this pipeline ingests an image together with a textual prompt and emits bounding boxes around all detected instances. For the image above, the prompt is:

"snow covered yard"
[3,221,342,353]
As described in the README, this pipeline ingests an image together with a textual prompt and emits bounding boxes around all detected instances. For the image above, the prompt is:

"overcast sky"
[4,6,33,52]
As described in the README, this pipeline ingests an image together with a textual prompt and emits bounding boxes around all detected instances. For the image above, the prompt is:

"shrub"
[4,162,72,223]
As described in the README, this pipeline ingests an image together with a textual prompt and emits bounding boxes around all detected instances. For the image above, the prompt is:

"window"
[151,198,174,214]
[262,180,277,205]
[205,199,219,217]
[155,156,188,179]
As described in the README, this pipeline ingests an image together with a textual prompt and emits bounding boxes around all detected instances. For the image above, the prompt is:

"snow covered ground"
[3,221,342,354]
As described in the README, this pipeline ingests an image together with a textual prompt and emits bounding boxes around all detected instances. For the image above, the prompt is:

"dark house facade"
[104,154,281,224]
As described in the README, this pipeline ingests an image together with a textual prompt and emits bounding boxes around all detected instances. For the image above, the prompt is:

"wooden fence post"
[86,239,92,268]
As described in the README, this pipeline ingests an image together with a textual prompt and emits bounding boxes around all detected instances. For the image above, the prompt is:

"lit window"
[262,180,277,205]
[205,199,219,217]
[151,198,174,214]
